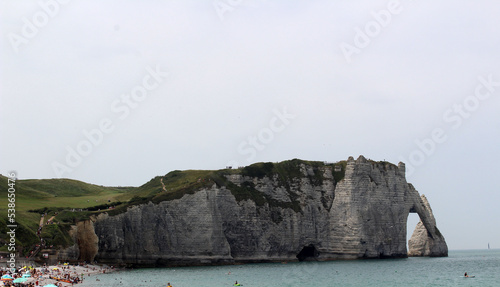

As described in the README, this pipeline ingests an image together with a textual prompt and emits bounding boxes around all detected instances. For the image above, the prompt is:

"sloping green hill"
[0,159,354,255]
[17,178,129,197]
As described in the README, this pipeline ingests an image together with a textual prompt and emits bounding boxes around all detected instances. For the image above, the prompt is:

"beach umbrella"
[1,278,14,282]
[43,284,58,287]
[1,274,14,281]
[52,267,58,270]
[13,277,28,283]
[22,273,31,278]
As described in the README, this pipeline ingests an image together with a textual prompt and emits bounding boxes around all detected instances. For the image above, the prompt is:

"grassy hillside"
[0,159,356,254]
[0,175,133,211]
[0,175,137,253]
[0,170,225,253]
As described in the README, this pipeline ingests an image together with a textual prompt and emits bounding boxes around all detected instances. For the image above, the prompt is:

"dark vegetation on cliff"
[0,158,367,254]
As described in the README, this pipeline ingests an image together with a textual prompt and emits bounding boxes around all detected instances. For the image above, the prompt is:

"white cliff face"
[66,156,447,266]
[408,195,448,257]
[327,156,410,258]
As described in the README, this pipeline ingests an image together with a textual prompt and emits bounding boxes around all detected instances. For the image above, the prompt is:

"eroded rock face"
[408,195,448,257]
[65,156,448,266]
[58,219,99,262]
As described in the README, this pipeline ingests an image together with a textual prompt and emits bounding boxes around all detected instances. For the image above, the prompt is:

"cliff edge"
[60,156,447,266]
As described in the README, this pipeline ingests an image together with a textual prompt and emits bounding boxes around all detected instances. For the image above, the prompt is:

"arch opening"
[296,244,319,261]
[406,212,420,250]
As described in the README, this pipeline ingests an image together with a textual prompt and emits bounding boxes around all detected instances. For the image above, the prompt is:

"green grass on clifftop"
[0,158,361,252]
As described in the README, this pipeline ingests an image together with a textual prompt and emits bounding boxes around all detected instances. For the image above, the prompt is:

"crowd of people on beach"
[0,262,114,286]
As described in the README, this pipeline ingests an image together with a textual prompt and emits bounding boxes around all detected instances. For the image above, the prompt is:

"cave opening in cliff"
[296,244,319,261]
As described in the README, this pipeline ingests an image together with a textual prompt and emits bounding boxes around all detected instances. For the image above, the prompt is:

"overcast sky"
[1,0,499,250]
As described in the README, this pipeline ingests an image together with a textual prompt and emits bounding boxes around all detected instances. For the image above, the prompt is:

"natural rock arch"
[59,156,448,266]
[407,193,448,257]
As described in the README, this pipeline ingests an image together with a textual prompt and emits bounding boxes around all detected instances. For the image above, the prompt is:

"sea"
[79,249,500,287]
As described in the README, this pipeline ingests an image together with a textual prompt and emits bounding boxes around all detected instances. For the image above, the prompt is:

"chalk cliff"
[61,156,447,266]
[408,195,448,256]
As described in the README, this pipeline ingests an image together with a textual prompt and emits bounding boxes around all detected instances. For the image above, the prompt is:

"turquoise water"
[80,250,500,287]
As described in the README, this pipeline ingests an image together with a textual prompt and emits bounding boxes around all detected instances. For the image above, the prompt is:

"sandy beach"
[1,263,116,286]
